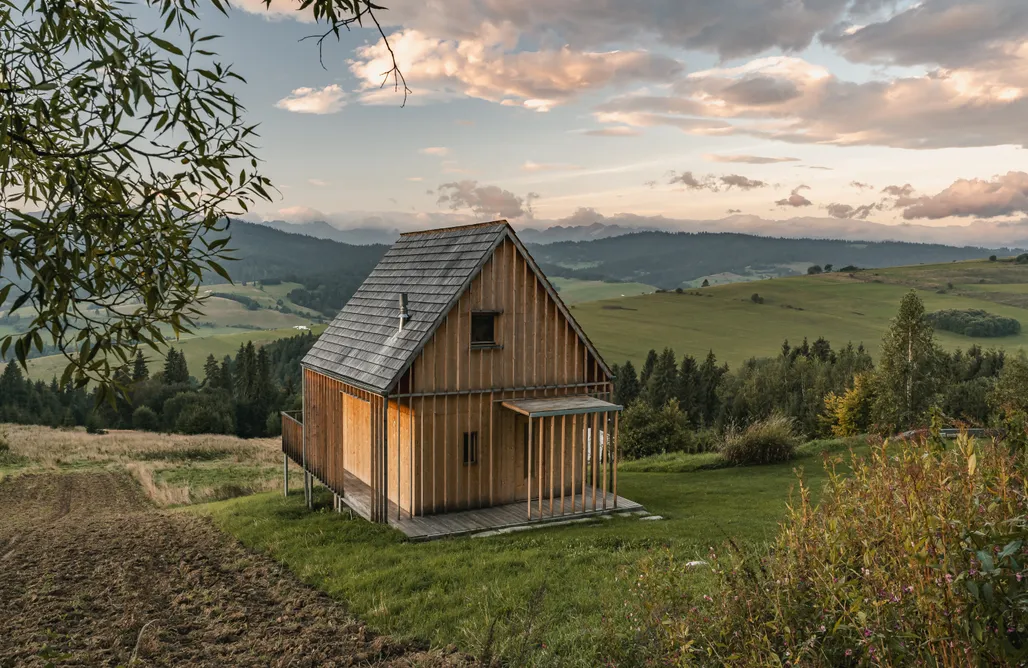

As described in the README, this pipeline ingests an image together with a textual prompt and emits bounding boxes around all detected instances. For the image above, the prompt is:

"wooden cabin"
[281,220,638,539]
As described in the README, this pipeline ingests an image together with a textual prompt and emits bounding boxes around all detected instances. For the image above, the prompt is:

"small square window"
[463,431,479,466]
[471,312,496,345]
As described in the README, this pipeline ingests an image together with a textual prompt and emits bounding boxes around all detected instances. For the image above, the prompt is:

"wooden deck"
[336,470,643,541]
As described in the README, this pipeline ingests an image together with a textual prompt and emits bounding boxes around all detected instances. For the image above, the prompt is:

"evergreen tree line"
[612,292,1028,459]
[0,332,317,438]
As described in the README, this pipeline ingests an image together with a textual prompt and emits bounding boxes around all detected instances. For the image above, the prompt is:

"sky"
[198,0,1028,246]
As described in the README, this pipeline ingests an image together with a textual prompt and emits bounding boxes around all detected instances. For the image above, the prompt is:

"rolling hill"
[572,259,1028,369]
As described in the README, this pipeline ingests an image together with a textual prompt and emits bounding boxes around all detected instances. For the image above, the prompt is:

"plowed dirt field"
[0,472,470,667]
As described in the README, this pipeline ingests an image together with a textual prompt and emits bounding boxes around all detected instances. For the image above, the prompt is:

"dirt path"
[0,472,470,667]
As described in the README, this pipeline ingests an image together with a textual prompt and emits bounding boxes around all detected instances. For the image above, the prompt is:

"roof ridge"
[399,220,509,237]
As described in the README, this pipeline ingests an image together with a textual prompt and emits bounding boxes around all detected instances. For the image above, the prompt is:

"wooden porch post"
[602,410,608,511]
[283,453,288,497]
[526,415,533,520]
[608,409,616,507]
[382,393,390,523]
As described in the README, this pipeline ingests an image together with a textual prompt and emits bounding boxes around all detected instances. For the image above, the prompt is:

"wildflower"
[845,649,853,657]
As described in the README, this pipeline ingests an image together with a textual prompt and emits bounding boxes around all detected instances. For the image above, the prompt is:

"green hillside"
[551,277,655,304]
[23,325,327,382]
[575,259,1028,368]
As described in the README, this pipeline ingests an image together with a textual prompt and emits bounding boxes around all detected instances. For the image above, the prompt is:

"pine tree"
[811,337,832,362]
[614,360,640,407]
[0,361,27,408]
[873,291,941,433]
[162,348,180,382]
[639,349,659,388]
[645,347,678,408]
[235,342,256,400]
[676,354,700,423]
[255,346,273,404]
[219,355,234,393]
[132,350,149,382]
[175,349,189,384]
[202,354,220,388]
[697,350,726,426]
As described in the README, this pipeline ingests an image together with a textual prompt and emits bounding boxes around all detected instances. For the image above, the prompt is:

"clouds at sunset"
[225,0,1028,241]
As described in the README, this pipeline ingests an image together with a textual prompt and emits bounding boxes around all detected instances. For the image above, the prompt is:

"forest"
[0,332,317,438]
[611,291,1028,460]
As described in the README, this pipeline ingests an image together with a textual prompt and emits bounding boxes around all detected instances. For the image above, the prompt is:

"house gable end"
[392,230,612,395]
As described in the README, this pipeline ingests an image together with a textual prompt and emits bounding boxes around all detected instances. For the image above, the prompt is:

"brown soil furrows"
[0,473,470,667]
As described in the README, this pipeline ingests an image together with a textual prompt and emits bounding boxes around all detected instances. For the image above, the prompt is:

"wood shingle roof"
[301,219,611,393]
[301,221,509,391]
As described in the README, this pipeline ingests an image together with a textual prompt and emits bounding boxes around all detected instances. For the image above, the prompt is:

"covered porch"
[337,467,642,540]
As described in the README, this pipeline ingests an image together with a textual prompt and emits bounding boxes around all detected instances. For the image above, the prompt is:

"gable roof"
[301,220,611,394]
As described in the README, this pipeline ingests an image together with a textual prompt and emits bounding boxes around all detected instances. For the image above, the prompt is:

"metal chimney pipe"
[398,293,410,332]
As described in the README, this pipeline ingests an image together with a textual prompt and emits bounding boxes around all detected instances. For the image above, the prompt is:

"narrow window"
[463,431,479,466]
[470,312,496,346]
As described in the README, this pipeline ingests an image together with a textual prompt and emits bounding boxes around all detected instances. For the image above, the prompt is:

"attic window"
[471,312,497,347]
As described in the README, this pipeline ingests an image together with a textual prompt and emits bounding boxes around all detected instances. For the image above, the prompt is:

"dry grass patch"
[0,423,290,505]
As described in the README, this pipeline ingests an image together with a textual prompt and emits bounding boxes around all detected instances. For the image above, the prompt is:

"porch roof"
[500,396,622,418]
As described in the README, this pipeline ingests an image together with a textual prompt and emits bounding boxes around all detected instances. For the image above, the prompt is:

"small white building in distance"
[294,325,310,331]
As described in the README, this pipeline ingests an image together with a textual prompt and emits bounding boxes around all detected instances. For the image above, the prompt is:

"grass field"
[550,277,655,304]
[0,424,291,502]
[0,426,872,666]
[196,438,865,666]
[574,260,1028,368]
[202,281,323,318]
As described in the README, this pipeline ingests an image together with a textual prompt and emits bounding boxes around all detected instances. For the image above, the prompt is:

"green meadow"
[197,438,862,667]
[550,277,656,304]
[573,260,1028,368]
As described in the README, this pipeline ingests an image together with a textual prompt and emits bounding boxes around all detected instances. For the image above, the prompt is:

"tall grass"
[717,414,800,465]
[0,423,290,505]
[626,435,1028,666]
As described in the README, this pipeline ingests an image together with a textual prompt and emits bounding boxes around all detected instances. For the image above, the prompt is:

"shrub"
[629,436,1028,666]
[821,372,875,437]
[265,411,282,437]
[175,403,234,435]
[618,399,693,459]
[1017,253,1028,264]
[717,413,798,465]
[750,293,764,304]
[84,412,107,435]
[990,255,998,261]
[131,405,159,432]
[926,308,1021,337]
[807,265,823,275]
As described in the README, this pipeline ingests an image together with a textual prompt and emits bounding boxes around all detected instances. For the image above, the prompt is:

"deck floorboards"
[334,470,643,541]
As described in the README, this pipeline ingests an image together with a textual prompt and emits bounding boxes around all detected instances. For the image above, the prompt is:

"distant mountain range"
[529,231,1024,289]
[253,218,651,245]
[224,220,1024,293]
[252,214,1028,249]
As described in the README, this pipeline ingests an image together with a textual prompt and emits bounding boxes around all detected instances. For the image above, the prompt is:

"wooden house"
[281,220,639,539]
